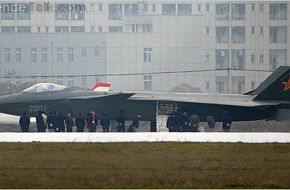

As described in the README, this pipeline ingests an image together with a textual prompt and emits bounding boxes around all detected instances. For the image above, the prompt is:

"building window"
[99,4,102,11]
[82,47,87,57]
[57,47,63,62]
[16,77,21,86]
[95,47,101,57]
[71,4,85,20]
[55,26,69,33]
[216,81,225,93]
[71,26,85,32]
[31,48,37,63]
[82,76,86,85]
[260,27,264,35]
[270,26,287,43]
[259,54,264,63]
[91,27,95,32]
[251,81,255,90]
[42,77,47,83]
[206,82,210,90]
[251,54,255,64]
[216,27,229,43]
[57,77,63,85]
[206,27,210,34]
[4,48,11,63]
[231,49,245,69]
[42,48,48,62]
[251,3,255,11]
[17,26,31,33]
[162,4,176,15]
[109,26,122,32]
[132,24,139,32]
[1,26,15,33]
[144,48,152,63]
[270,3,287,20]
[131,24,152,33]
[198,4,201,12]
[206,4,210,12]
[37,27,41,33]
[178,4,192,16]
[216,49,229,69]
[269,49,287,70]
[68,77,74,87]
[152,4,156,12]
[232,4,245,20]
[231,27,245,43]
[68,48,74,62]
[260,4,264,12]
[15,48,21,63]
[124,4,138,16]
[144,75,152,91]
[216,4,229,20]
[95,76,100,83]
[205,51,210,64]
[99,26,103,32]
[251,26,255,35]
[234,77,245,94]
[31,77,37,84]
[109,4,123,20]
[45,27,49,33]
[55,4,69,20]
[143,3,148,13]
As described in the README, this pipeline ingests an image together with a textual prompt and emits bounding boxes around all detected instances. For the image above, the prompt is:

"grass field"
[0,143,290,189]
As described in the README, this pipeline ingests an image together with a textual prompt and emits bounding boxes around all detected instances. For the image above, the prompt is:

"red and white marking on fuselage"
[92,82,111,92]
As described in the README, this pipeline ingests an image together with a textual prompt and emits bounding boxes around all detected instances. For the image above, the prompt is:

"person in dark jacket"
[128,113,141,132]
[65,112,74,132]
[19,112,30,132]
[47,112,55,132]
[36,110,45,132]
[180,112,190,132]
[100,114,110,132]
[150,119,157,132]
[116,110,126,132]
[206,115,216,132]
[75,113,85,132]
[173,112,182,132]
[222,111,232,132]
[87,111,97,132]
[53,112,59,132]
[189,113,200,132]
[58,113,66,132]
[166,113,175,132]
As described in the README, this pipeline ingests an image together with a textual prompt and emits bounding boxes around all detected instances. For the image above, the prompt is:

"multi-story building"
[0,0,289,94]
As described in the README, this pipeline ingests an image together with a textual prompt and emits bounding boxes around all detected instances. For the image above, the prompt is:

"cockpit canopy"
[22,83,68,93]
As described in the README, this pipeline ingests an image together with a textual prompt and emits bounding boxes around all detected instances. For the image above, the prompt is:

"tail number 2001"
[28,105,47,112]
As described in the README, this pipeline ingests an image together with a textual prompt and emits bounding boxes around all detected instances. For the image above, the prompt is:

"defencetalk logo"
[282,78,290,91]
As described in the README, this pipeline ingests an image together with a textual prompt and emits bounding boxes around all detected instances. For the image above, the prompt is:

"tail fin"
[92,82,111,92]
[254,66,290,101]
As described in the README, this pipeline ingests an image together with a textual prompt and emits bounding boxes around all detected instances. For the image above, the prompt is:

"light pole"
[50,42,54,82]
[228,66,232,94]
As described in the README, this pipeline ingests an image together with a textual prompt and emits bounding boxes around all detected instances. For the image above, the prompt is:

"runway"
[0,132,289,143]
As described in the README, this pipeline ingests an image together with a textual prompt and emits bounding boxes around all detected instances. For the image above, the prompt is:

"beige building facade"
[0,0,289,94]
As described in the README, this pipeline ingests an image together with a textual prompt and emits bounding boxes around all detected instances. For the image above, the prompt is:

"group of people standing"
[19,110,142,133]
[19,109,232,133]
[166,111,232,132]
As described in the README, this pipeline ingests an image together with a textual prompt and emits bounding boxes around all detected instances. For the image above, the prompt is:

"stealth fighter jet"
[0,66,289,122]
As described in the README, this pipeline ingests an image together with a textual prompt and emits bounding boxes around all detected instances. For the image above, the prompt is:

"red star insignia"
[282,78,290,91]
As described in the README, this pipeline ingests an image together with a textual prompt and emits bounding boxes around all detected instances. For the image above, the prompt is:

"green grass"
[0,143,290,189]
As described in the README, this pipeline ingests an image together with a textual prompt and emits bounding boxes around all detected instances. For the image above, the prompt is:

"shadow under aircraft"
[0,66,289,123]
